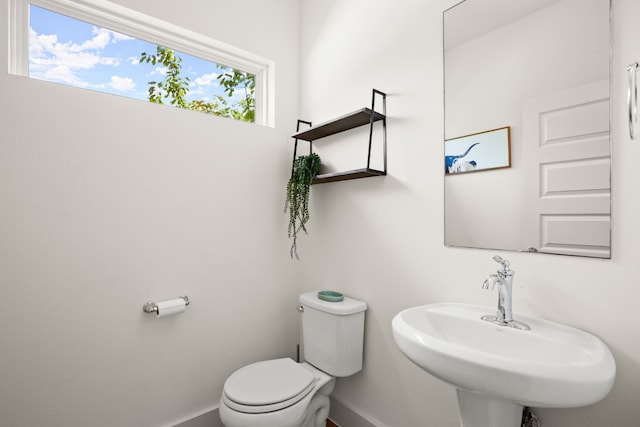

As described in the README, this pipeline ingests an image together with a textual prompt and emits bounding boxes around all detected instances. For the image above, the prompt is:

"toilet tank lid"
[300,291,367,315]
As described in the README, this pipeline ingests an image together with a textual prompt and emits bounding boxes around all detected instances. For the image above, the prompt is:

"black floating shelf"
[290,89,387,184]
[292,108,385,141]
[312,168,386,184]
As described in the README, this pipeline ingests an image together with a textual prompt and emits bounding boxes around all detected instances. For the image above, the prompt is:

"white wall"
[300,0,640,426]
[0,1,300,426]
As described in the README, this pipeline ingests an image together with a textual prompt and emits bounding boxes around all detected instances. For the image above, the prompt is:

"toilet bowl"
[219,292,367,427]
[219,358,334,427]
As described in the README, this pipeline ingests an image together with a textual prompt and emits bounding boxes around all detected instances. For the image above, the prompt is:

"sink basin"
[392,303,615,425]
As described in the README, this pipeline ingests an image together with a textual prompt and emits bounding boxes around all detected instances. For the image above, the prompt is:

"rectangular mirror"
[444,0,611,258]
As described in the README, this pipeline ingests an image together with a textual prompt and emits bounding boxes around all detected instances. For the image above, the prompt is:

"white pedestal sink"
[392,303,616,427]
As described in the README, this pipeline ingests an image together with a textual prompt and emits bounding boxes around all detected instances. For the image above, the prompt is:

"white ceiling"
[444,0,559,50]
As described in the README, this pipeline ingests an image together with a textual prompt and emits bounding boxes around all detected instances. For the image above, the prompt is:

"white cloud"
[192,72,219,87]
[29,26,128,87]
[188,72,220,99]
[109,75,135,92]
[29,27,120,69]
[43,64,90,87]
[101,57,120,66]
[78,27,111,50]
[188,87,205,95]
[149,66,168,76]
[111,31,133,43]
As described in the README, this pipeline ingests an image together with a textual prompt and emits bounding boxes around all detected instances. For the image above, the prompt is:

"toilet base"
[300,370,335,427]
[301,393,330,427]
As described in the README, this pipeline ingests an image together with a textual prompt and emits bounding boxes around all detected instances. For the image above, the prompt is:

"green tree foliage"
[139,46,255,122]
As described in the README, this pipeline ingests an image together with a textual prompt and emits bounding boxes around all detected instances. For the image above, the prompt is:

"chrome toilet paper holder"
[143,295,190,314]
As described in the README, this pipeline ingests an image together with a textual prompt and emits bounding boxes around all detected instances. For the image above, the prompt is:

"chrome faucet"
[481,255,530,330]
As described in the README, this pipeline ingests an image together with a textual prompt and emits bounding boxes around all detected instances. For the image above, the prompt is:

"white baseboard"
[169,397,384,427]
[171,406,222,427]
[329,396,387,427]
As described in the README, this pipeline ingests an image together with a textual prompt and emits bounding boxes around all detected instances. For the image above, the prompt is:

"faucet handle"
[492,255,509,267]
[492,255,512,274]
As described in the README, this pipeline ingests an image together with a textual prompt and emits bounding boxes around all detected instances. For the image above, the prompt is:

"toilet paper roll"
[156,298,186,318]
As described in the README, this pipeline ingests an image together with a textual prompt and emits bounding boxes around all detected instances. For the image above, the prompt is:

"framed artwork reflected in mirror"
[445,126,511,175]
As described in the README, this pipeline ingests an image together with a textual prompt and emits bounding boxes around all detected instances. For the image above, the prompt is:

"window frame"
[7,0,275,127]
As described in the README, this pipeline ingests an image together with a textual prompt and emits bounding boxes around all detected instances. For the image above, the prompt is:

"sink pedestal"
[456,389,522,427]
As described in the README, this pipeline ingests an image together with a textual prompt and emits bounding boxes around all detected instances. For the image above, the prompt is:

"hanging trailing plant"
[285,153,321,259]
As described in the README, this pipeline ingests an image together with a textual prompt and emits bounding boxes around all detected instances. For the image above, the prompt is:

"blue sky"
[29,5,238,103]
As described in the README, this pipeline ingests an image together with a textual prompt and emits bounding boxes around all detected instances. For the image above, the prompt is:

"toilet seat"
[222,358,316,414]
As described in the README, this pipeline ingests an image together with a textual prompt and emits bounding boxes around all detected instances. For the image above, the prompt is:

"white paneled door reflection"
[523,80,611,258]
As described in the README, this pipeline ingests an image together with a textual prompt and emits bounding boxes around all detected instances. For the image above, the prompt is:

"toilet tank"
[299,292,367,377]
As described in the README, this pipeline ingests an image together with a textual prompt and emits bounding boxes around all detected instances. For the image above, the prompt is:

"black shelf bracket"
[290,89,387,184]
[291,119,313,179]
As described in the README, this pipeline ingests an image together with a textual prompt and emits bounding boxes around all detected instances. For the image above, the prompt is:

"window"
[8,0,274,126]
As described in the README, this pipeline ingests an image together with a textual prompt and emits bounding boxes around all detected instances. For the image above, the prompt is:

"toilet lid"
[223,358,315,410]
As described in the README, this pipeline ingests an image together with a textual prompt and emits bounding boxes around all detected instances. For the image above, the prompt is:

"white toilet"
[219,291,367,427]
